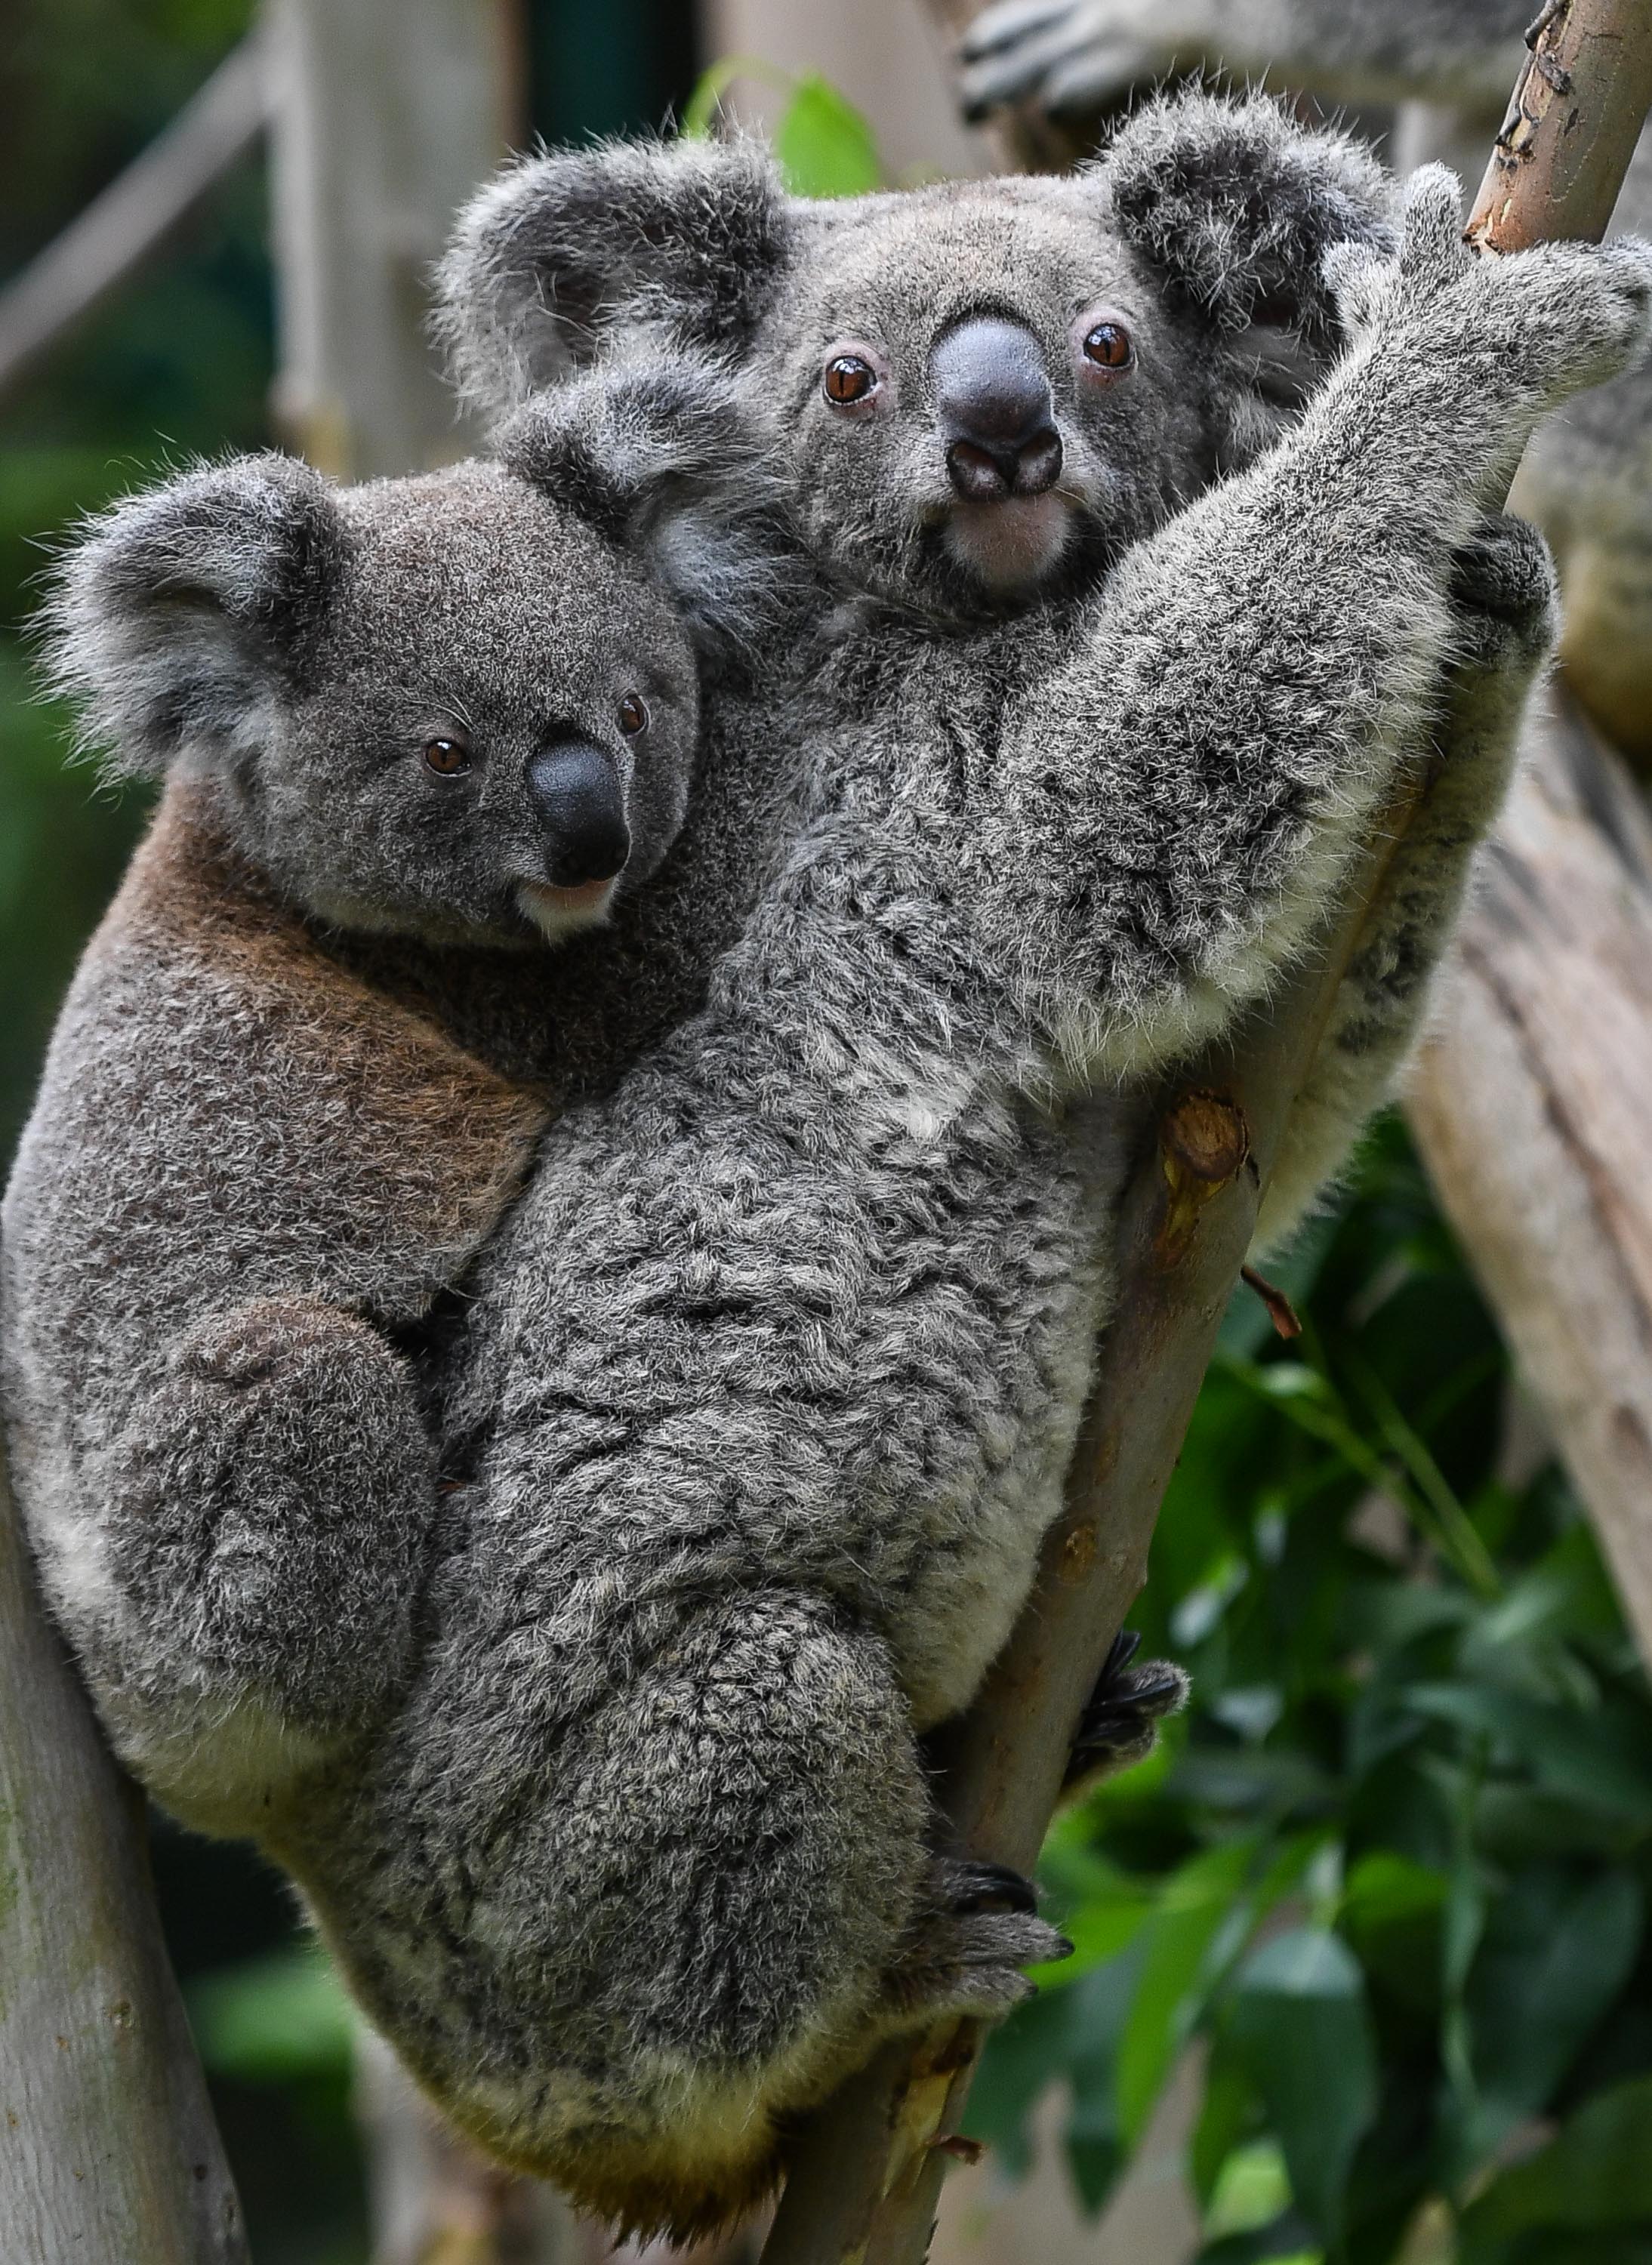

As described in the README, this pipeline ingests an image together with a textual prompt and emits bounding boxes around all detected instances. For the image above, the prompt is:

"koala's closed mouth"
[945,492,1077,594]
[516,877,618,941]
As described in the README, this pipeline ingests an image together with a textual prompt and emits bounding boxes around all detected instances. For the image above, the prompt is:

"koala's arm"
[969,176,1650,1086]
[957,0,1530,125]
[1,790,549,1832]
[1250,513,1554,1255]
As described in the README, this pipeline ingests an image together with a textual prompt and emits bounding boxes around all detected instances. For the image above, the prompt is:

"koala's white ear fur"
[436,135,791,415]
[41,455,344,778]
[1102,88,1397,347]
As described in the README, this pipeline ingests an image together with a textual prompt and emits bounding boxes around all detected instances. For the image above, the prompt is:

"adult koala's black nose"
[932,316,1062,503]
[525,739,630,886]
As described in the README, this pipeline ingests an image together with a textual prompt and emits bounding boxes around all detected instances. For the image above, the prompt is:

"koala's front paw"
[1447,512,1558,676]
[1327,168,1652,415]
[1063,1627,1188,1791]
[110,1296,437,1731]
[880,1857,1072,2024]
[957,0,1160,122]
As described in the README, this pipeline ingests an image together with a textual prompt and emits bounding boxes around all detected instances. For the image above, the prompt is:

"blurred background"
[5,5,1652,2263]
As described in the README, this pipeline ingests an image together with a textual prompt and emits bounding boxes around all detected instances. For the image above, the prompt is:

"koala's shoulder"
[19,780,550,1321]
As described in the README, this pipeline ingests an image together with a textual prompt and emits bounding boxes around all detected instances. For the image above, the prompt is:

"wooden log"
[0,1446,248,2264]
[760,8,1652,2260]
[1407,679,1652,1659]
[265,0,523,479]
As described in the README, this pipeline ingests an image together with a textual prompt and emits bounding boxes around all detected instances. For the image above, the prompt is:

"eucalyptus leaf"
[773,75,882,199]
[1224,1928,1379,2244]
[1456,1865,1644,2172]
[1459,2074,1652,2256]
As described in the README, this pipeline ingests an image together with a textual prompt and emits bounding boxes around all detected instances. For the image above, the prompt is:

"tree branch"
[1407,678,1652,1665]
[0,36,270,411]
[0,1443,248,2263]
[760,9,1652,2260]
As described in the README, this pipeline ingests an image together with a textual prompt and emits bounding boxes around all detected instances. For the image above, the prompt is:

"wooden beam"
[0,1448,248,2264]
[265,0,525,479]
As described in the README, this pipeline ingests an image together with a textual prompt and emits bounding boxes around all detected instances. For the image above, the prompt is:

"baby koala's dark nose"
[932,316,1062,504]
[525,738,630,886]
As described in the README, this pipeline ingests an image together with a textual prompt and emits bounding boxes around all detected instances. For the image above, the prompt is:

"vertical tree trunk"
[1407,680,1652,1659]
[264,0,524,479]
[0,1448,249,2264]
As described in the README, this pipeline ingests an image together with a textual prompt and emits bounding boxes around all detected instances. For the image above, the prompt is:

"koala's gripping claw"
[1064,1628,1188,1790]
[880,1857,1072,2024]
[1324,165,1652,420]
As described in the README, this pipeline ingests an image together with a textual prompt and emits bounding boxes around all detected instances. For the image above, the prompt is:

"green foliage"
[683,60,884,197]
[969,1117,1652,2262]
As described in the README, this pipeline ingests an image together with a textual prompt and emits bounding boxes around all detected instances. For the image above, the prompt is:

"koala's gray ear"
[436,136,791,414]
[41,455,345,778]
[1102,88,1397,350]
[498,354,797,662]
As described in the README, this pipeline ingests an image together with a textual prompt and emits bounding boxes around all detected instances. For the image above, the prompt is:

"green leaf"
[1192,2045,1265,2208]
[962,1977,1080,2178]
[1065,1953,1148,2214]
[774,75,882,198]
[1116,1840,1264,2143]
[1459,2074,1652,2257]
[186,1940,355,2086]
[1224,1928,1379,2245]
[1458,1865,1644,2171]
[1205,2138,1294,2239]
[1405,1684,1652,1822]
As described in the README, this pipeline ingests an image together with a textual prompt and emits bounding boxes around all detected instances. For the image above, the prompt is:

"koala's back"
[0,778,548,1607]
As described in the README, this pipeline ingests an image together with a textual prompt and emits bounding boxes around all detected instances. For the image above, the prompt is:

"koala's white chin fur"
[516,876,618,942]
[945,494,1075,594]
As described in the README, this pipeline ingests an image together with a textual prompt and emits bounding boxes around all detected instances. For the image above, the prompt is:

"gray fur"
[270,146,1647,2242]
[2,429,781,1832]
[6,91,1626,2242]
[955,0,1652,769]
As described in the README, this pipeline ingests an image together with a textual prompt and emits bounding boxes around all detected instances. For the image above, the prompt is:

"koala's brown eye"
[618,693,649,737]
[424,736,470,775]
[1081,320,1133,371]
[824,354,877,406]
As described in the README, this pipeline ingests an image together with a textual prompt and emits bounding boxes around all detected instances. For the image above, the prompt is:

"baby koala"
[1,409,775,1837]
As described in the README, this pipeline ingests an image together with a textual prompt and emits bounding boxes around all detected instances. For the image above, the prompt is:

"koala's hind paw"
[1063,1629,1188,1791]
[1447,513,1558,673]
[880,1858,1071,2024]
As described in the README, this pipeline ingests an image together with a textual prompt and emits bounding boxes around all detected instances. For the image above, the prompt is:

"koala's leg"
[975,182,1650,1085]
[1253,513,1555,1255]
[353,1587,1061,2242]
[956,0,1528,125]
[96,1295,436,1819]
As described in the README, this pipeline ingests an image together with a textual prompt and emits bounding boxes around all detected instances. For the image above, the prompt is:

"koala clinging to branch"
[276,114,1647,2240]
[0,420,786,1838]
[435,90,1552,1252]
[957,0,1652,766]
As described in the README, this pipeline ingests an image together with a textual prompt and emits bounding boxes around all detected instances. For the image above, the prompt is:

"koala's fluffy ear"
[499,354,798,662]
[436,137,790,415]
[1103,88,1397,356]
[42,455,345,778]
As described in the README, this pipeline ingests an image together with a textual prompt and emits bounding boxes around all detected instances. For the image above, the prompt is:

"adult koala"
[273,106,1647,2240]
[0,411,784,1839]
[436,91,1552,1246]
[957,0,1652,763]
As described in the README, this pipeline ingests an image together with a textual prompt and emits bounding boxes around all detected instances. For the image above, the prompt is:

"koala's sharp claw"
[1065,1630,1188,1789]
[941,1858,1040,1915]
